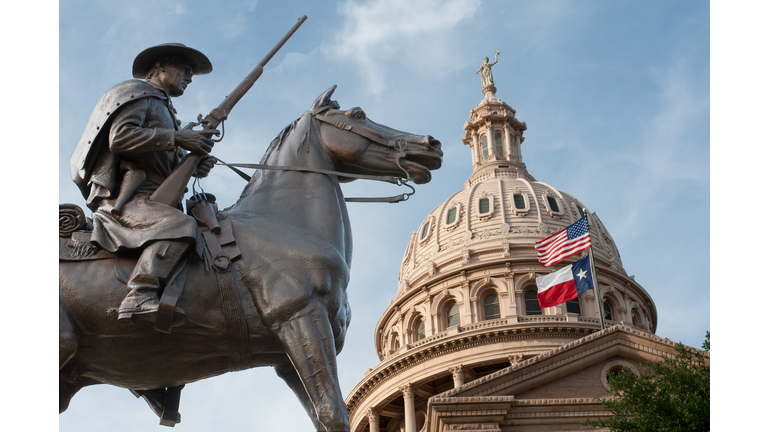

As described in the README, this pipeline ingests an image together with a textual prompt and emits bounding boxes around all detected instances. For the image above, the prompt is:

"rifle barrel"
[216,15,307,118]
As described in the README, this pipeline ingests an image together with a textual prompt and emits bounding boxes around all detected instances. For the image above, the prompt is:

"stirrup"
[117,297,186,329]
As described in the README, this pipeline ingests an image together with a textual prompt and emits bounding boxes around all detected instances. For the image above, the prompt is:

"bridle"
[212,108,417,203]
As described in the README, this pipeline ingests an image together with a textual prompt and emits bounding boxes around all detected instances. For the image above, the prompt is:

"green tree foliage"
[583,332,710,432]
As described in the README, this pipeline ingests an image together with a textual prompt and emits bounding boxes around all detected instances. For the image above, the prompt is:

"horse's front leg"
[274,360,323,431]
[273,298,348,432]
[258,275,349,432]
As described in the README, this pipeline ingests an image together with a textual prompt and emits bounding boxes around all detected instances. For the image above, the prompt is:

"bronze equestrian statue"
[60,42,443,431]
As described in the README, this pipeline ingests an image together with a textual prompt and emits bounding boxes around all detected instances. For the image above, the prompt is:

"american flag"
[535,216,591,267]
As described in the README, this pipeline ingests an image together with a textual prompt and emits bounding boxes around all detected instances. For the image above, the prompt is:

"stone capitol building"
[344,70,705,432]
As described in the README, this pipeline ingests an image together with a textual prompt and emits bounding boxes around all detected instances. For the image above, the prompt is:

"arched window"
[445,302,461,328]
[524,289,541,315]
[478,198,490,214]
[390,332,400,352]
[513,194,526,210]
[565,297,581,314]
[632,309,642,328]
[414,317,426,341]
[483,293,501,320]
[494,131,504,156]
[481,136,489,161]
[603,302,613,321]
[546,196,560,213]
[420,221,430,240]
[446,207,457,225]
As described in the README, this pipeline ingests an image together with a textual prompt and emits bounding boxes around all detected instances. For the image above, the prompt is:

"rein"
[214,159,415,203]
[211,109,417,203]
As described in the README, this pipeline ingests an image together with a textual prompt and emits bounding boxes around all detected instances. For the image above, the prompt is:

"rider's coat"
[70,79,198,253]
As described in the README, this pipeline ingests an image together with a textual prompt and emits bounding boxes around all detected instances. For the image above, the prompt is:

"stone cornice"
[512,396,616,406]
[346,322,600,419]
[430,395,515,404]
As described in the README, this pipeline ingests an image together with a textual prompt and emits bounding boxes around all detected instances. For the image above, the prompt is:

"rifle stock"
[150,15,308,207]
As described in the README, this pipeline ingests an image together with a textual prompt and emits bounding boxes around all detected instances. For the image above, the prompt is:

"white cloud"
[325,0,481,97]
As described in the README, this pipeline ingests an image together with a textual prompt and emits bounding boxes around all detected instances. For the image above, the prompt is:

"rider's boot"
[117,240,190,325]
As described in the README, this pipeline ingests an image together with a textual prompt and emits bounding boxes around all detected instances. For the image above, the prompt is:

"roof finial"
[476,51,500,96]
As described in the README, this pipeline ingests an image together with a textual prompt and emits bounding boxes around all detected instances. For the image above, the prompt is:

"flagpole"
[584,209,606,330]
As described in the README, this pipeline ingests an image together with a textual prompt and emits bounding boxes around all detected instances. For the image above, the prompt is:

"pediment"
[440,325,691,399]
[426,325,709,432]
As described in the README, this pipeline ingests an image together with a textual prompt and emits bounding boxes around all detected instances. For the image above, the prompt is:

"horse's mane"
[230,112,311,206]
[259,115,303,164]
[259,96,342,165]
[232,101,342,206]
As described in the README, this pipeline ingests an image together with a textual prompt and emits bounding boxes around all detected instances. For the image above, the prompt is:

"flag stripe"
[535,228,566,248]
[539,244,592,267]
[537,280,578,308]
[536,264,574,290]
[534,216,591,267]
[537,241,590,264]
[535,264,578,308]
[537,235,591,262]
[537,234,589,259]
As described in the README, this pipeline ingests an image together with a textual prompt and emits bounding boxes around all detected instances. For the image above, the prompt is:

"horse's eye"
[355,111,366,120]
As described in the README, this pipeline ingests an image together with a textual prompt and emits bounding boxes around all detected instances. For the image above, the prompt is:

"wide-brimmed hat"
[132,43,212,79]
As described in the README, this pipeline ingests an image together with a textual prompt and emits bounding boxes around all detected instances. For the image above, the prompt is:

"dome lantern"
[463,53,530,183]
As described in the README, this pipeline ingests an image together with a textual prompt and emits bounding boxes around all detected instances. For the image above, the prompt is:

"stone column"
[486,128,496,159]
[423,291,433,337]
[400,383,417,432]
[367,408,380,432]
[449,364,465,388]
[584,292,596,319]
[503,124,514,159]
[471,131,482,165]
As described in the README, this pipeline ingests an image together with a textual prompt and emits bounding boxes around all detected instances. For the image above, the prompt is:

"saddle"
[58,202,241,265]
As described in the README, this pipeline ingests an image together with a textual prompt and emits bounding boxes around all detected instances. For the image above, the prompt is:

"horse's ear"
[311,85,340,112]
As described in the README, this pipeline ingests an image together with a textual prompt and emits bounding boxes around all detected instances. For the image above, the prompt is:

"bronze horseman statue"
[70,43,216,326]
[60,17,443,432]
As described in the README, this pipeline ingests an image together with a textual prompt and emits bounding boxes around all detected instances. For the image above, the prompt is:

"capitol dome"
[345,84,657,432]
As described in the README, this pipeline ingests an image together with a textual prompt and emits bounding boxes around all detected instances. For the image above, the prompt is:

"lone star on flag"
[576,269,588,280]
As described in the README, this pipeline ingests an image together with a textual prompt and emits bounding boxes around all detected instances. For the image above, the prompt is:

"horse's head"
[307,86,443,185]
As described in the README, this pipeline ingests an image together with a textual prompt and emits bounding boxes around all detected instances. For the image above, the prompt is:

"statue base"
[482,84,497,96]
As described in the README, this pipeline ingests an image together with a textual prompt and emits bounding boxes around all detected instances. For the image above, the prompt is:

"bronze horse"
[59,86,443,431]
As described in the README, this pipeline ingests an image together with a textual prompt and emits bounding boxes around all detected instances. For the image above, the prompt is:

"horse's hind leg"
[60,297,84,413]
[60,376,98,413]
[274,360,323,431]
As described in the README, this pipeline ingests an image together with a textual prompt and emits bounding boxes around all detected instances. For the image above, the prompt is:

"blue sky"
[5,0,748,430]
[57,1,708,431]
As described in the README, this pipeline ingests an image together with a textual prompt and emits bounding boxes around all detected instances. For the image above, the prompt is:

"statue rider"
[476,51,500,88]
[70,44,216,326]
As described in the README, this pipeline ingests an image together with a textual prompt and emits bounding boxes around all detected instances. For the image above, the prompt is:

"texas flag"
[535,255,594,308]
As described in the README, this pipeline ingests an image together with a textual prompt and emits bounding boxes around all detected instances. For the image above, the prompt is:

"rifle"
[150,15,308,206]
